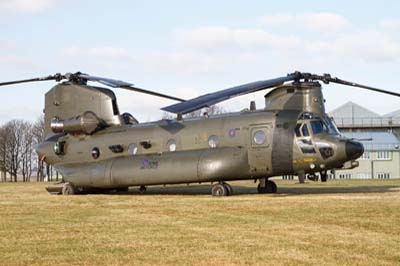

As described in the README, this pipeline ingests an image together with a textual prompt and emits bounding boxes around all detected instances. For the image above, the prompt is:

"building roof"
[342,132,400,151]
[383,109,400,117]
[329,101,380,119]
[329,102,400,127]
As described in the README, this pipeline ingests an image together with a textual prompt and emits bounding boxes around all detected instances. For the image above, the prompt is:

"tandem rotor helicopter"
[1,71,399,196]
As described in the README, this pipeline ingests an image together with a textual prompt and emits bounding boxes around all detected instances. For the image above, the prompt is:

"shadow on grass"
[103,183,400,196]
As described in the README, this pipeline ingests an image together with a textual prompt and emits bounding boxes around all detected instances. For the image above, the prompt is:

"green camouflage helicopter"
[1,71,398,196]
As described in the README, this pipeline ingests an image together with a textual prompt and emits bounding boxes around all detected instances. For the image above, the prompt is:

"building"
[330,102,400,179]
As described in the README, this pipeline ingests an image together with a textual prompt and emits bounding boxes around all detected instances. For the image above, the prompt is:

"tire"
[222,182,233,196]
[62,183,75,195]
[211,183,228,196]
[258,180,277,194]
[267,180,277,193]
[257,184,267,194]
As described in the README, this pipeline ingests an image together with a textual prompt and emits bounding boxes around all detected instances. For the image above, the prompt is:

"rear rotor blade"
[77,73,132,87]
[0,74,64,87]
[78,73,185,102]
[119,86,185,102]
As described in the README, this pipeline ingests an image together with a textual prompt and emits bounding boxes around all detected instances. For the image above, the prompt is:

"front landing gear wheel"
[222,182,233,196]
[62,183,75,195]
[257,180,277,194]
[211,183,228,197]
[320,171,328,182]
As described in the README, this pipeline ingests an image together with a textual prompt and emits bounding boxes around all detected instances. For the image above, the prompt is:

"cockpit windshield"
[297,112,340,136]
[310,120,328,135]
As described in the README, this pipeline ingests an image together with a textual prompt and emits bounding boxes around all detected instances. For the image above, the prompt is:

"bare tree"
[20,122,34,182]
[2,120,24,181]
[0,125,7,182]
[32,116,46,181]
[162,105,225,119]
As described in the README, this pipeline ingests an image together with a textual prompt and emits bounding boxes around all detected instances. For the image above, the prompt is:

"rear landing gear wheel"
[116,187,129,192]
[222,182,233,196]
[139,186,147,194]
[62,183,75,195]
[257,180,277,194]
[211,183,228,197]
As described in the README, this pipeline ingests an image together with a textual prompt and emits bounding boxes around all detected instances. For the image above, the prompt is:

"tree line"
[0,118,46,182]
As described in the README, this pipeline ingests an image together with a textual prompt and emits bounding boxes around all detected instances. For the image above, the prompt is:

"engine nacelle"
[51,111,103,135]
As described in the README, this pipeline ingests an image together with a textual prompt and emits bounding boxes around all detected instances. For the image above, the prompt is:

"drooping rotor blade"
[162,72,299,114]
[0,74,64,87]
[119,86,185,102]
[303,73,400,97]
[78,73,185,102]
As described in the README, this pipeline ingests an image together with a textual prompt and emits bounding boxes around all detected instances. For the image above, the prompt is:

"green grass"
[0,179,399,266]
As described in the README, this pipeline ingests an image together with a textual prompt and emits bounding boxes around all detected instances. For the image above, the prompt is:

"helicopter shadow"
[108,183,400,196]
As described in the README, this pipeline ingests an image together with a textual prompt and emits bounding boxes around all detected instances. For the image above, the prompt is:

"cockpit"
[295,112,340,137]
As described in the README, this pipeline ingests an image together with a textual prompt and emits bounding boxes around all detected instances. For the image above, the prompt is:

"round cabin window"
[128,143,138,155]
[253,130,266,145]
[208,135,219,148]
[167,139,177,152]
[91,147,100,159]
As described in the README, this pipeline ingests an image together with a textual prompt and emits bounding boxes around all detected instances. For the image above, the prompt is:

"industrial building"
[331,102,400,179]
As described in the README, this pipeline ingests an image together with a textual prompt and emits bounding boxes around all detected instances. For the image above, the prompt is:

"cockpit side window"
[295,123,302,137]
[301,124,310,137]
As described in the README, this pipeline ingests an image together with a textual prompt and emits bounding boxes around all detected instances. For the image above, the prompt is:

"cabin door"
[248,124,272,175]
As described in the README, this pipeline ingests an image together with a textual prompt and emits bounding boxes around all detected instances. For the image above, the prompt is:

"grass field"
[0,180,399,266]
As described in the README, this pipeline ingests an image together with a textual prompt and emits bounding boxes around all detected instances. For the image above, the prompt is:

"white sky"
[1,0,400,123]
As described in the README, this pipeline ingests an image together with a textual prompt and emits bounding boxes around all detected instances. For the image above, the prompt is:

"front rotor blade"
[162,73,298,114]
[327,76,400,97]
[302,72,400,98]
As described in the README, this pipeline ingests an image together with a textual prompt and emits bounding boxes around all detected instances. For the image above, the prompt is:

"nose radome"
[345,140,364,160]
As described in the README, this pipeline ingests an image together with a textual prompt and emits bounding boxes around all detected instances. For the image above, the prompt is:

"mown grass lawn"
[0,179,399,266]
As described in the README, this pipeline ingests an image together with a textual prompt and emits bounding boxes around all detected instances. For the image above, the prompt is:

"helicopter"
[1,71,399,196]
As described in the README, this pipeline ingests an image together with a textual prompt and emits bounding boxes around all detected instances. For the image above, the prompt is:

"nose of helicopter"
[345,140,364,160]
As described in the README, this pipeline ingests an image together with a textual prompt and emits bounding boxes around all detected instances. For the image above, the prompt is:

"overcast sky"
[1,0,400,123]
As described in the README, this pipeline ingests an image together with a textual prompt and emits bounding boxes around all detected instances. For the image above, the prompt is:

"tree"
[162,105,225,119]
[2,120,24,181]
[20,122,34,182]
[0,126,7,182]
[32,116,46,181]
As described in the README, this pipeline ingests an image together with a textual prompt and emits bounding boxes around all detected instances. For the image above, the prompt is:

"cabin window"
[253,130,266,145]
[208,135,219,148]
[167,139,177,152]
[128,143,138,155]
[91,147,100,159]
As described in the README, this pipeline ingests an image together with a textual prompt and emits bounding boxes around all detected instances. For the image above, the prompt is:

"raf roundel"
[228,128,236,138]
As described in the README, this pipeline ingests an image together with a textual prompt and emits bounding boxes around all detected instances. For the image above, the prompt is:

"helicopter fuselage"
[36,109,361,189]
